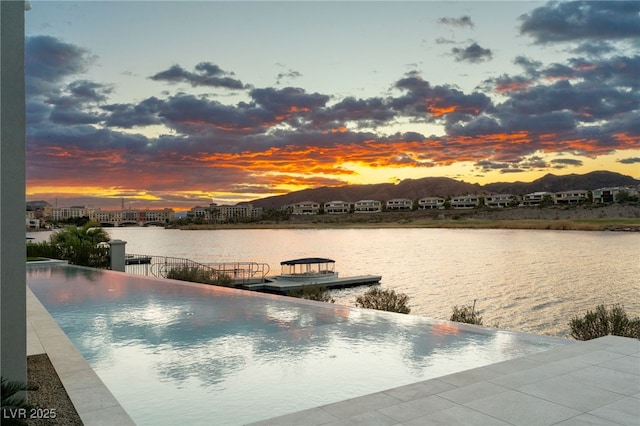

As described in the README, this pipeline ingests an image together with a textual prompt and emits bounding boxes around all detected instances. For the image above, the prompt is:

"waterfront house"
[520,191,553,207]
[553,190,589,205]
[354,200,382,213]
[324,201,351,214]
[418,197,445,210]
[290,201,321,215]
[386,198,413,211]
[450,195,481,209]
[485,194,518,208]
[592,186,637,204]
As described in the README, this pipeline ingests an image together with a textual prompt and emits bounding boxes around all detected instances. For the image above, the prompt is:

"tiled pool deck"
[28,282,639,426]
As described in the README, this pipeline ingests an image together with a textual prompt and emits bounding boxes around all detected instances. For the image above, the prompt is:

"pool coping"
[27,276,136,426]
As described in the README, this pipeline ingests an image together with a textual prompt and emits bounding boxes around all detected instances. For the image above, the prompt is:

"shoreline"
[177,218,640,231]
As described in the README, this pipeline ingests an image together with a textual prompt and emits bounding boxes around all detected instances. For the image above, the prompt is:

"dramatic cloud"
[519,1,640,44]
[618,157,640,164]
[150,62,245,89]
[451,42,493,63]
[438,16,475,29]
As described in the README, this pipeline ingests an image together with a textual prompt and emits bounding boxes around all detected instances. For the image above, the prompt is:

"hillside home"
[553,190,589,205]
[386,198,413,211]
[450,195,480,209]
[354,200,382,213]
[418,197,445,210]
[324,201,351,214]
[485,194,517,208]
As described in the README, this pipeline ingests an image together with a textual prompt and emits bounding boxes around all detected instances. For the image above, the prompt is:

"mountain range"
[249,171,638,209]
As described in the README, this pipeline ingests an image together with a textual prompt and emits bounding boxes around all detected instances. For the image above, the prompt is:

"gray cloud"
[519,1,640,44]
[150,62,245,89]
[451,42,493,63]
[438,16,475,29]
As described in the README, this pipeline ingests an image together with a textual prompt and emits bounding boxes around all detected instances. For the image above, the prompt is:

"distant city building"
[188,203,262,223]
[324,201,351,214]
[386,198,413,211]
[49,205,96,221]
[90,208,175,226]
[354,200,382,213]
[418,197,445,210]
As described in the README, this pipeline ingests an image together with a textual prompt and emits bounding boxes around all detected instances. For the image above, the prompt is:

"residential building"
[48,205,96,221]
[520,192,553,207]
[211,203,262,222]
[386,198,413,211]
[354,200,382,213]
[592,187,637,204]
[324,201,351,214]
[485,194,518,208]
[418,197,445,210]
[553,190,589,205]
[450,195,480,209]
[89,208,175,225]
[289,201,320,215]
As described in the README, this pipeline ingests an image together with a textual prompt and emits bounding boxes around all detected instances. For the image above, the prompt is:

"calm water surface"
[30,227,639,336]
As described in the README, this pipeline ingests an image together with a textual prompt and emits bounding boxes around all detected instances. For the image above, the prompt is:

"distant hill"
[249,171,638,209]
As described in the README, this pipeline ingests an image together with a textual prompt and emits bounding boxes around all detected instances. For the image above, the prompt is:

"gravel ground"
[26,354,82,426]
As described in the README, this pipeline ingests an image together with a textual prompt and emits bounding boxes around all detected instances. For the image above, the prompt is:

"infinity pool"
[28,263,568,425]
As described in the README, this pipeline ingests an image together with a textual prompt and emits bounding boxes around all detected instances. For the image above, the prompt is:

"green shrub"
[166,265,233,287]
[450,300,483,325]
[355,287,410,314]
[288,285,335,303]
[569,304,640,340]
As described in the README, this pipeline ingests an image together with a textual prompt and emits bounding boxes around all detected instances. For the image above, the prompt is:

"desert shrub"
[355,287,410,314]
[450,301,483,325]
[569,304,640,340]
[288,285,335,303]
[166,265,233,287]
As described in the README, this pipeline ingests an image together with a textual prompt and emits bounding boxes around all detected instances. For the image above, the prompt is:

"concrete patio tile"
[322,392,401,419]
[488,364,560,389]
[403,405,511,426]
[438,365,503,387]
[570,349,626,365]
[598,355,640,376]
[438,381,510,405]
[382,379,456,402]
[568,365,640,396]
[524,344,583,363]
[553,413,625,426]
[465,390,581,426]
[77,405,136,426]
[588,396,640,425]
[595,336,640,355]
[246,407,338,426]
[323,410,398,426]
[377,395,456,422]
[483,356,544,374]
[65,383,123,414]
[517,375,625,412]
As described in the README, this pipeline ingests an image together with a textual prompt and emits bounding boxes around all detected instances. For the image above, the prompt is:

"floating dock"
[240,274,382,294]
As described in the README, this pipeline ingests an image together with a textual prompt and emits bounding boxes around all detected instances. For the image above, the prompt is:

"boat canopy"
[280,258,335,266]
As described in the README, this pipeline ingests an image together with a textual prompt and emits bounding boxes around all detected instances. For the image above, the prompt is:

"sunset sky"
[25,1,640,211]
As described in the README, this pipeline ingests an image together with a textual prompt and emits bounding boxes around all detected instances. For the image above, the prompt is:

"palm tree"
[49,222,111,267]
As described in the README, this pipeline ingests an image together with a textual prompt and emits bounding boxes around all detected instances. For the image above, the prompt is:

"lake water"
[29,227,640,337]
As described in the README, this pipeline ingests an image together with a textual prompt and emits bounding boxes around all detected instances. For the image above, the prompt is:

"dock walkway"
[241,274,381,293]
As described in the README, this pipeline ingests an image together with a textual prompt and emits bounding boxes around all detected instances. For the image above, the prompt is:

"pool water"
[28,264,569,425]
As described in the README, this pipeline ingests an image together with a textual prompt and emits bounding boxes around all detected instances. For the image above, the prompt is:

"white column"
[1,1,27,383]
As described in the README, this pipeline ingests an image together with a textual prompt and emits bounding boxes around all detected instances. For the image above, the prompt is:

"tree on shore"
[355,287,410,314]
